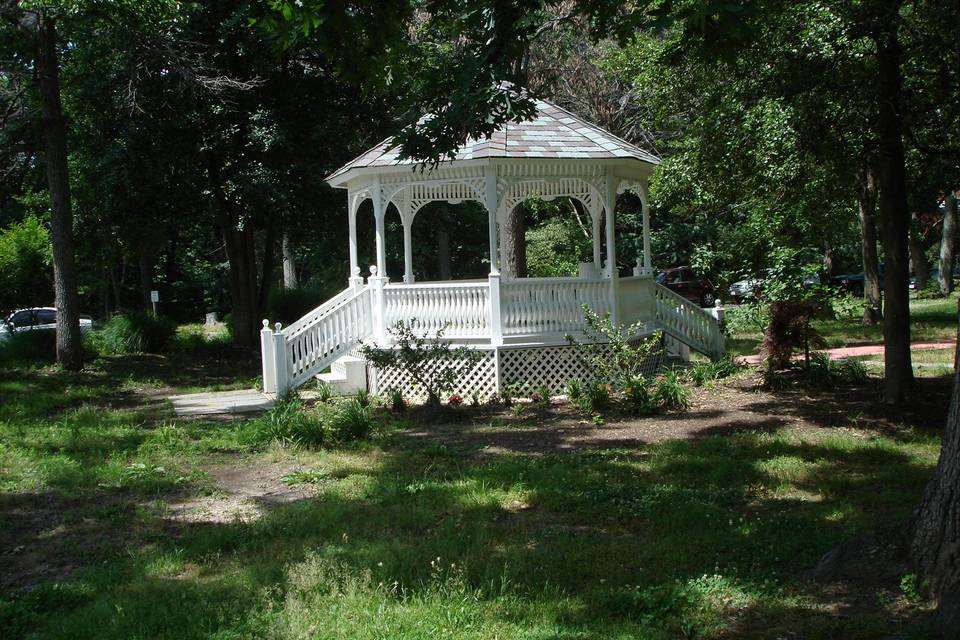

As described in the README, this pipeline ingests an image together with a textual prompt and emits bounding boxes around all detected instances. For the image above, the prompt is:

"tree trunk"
[858,165,883,325]
[281,230,298,290]
[909,300,960,633]
[500,204,527,278]
[874,8,914,403]
[222,225,257,348]
[138,250,155,312]
[36,13,82,370]
[910,211,929,290]
[940,191,958,296]
[437,225,452,281]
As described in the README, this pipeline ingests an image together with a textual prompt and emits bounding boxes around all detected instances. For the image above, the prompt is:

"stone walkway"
[169,389,273,417]
[739,340,956,365]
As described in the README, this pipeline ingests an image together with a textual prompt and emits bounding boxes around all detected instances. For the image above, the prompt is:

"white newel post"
[260,320,277,394]
[484,166,503,346]
[369,265,388,343]
[272,322,289,396]
[604,174,620,325]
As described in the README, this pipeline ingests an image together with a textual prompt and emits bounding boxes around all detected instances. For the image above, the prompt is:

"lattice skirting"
[499,337,665,396]
[368,336,665,401]
[369,349,498,401]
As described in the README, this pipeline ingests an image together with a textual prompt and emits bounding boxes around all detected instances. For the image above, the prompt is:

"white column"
[638,181,652,275]
[260,319,277,394]
[369,265,388,343]
[605,174,620,325]
[272,323,289,396]
[589,198,602,269]
[372,176,387,278]
[484,166,503,346]
[401,191,415,283]
[347,193,363,288]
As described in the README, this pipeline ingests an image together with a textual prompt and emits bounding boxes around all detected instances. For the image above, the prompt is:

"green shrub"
[247,394,325,447]
[360,321,482,407]
[654,371,690,410]
[687,355,746,386]
[565,379,583,401]
[0,215,52,314]
[327,399,373,443]
[579,382,611,414]
[314,380,333,403]
[532,384,551,407]
[837,357,869,383]
[624,376,655,415]
[388,388,405,412]
[0,330,56,366]
[804,352,835,389]
[723,302,768,336]
[94,312,176,354]
[169,323,232,353]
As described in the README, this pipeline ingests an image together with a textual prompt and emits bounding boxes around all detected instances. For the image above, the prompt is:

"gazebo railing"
[383,281,490,338]
[501,277,611,336]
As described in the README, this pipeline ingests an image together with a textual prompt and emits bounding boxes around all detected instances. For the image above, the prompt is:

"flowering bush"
[447,393,463,406]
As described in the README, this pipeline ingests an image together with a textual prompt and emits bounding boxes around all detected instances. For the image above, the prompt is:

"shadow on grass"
[1,420,940,639]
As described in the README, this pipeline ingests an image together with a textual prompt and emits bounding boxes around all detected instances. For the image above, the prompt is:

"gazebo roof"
[327,97,659,186]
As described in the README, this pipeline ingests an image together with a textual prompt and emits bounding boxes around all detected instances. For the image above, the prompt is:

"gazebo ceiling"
[327,97,659,187]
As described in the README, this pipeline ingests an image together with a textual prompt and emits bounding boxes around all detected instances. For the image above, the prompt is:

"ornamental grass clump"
[654,371,690,411]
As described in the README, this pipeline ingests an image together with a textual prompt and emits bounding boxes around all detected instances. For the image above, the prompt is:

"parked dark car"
[830,264,885,297]
[655,266,717,307]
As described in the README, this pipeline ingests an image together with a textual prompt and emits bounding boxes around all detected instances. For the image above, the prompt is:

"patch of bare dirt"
[163,459,318,524]
[404,375,951,457]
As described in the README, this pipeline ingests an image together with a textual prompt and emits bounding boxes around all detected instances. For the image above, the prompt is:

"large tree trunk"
[940,191,958,297]
[500,204,527,278]
[138,250,155,312]
[858,165,883,325]
[874,8,914,403]
[910,211,930,290]
[909,301,960,633]
[221,218,277,349]
[36,13,82,370]
[281,230,298,290]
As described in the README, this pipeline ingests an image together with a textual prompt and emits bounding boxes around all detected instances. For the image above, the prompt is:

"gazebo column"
[400,191,415,283]
[347,193,363,288]
[370,177,389,342]
[588,198,603,271]
[604,174,620,325]
[637,182,653,276]
[484,167,503,347]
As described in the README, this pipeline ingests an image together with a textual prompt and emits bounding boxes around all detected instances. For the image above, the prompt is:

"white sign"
[150,290,159,303]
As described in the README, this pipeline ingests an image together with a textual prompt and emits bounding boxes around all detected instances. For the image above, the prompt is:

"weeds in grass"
[655,371,690,410]
[388,388,405,412]
[315,380,333,403]
[327,399,373,443]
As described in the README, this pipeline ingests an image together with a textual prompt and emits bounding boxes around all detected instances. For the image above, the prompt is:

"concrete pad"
[169,389,274,417]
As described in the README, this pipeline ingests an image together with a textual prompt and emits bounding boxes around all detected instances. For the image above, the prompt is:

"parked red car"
[655,266,717,307]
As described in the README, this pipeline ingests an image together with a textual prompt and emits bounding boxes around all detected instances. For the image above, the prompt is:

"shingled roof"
[327,97,659,182]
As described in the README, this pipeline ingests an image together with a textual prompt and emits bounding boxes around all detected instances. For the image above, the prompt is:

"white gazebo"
[260,97,723,399]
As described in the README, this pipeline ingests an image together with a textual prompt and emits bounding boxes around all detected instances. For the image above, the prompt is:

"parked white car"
[0,307,93,341]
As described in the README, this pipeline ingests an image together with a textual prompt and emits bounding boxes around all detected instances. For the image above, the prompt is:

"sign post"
[150,290,159,316]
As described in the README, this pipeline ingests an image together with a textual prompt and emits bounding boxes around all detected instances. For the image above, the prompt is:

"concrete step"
[315,354,367,394]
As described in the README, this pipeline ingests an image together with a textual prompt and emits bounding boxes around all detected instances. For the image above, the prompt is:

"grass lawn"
[726,295,958,357]
[0,351,950,639]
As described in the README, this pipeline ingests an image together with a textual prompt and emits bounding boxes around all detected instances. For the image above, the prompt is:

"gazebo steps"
[314,354,367,394]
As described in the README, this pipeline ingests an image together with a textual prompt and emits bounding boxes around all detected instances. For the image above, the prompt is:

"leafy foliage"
[360,321,482,407]
[567,305,662,391]
[93,313,176,354]
[0,216,52,315]
[654,371,690,411]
